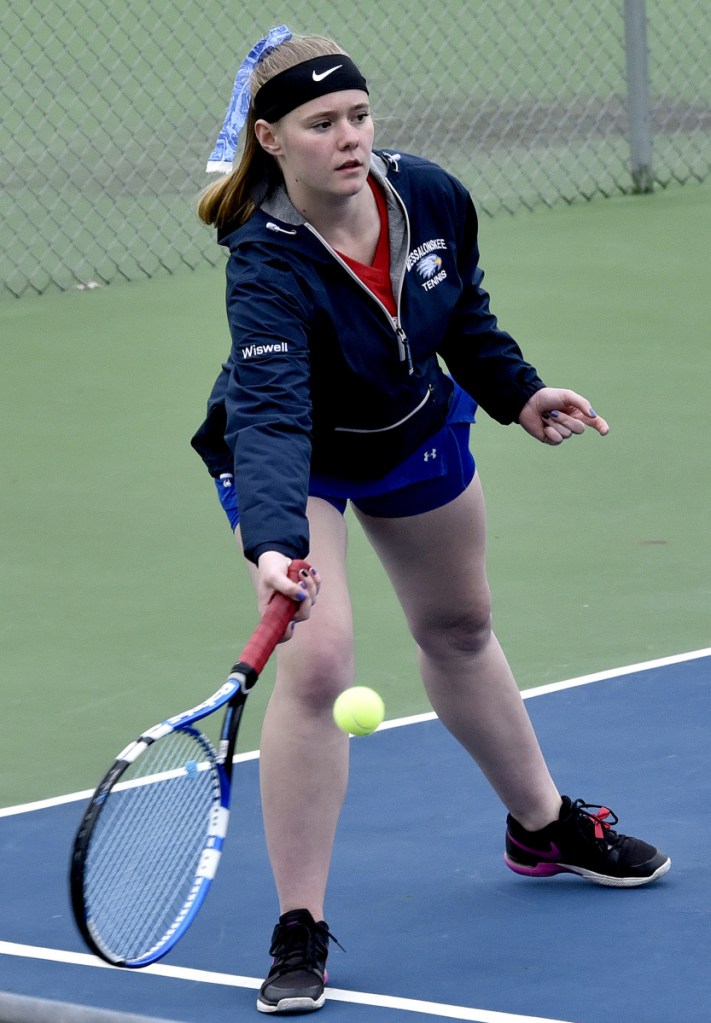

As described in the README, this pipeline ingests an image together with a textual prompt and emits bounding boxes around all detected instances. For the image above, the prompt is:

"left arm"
[437,193,545,425]
[440,189,608,442]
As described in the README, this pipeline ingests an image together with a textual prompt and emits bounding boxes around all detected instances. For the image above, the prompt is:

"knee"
[275,631,354,713]
[411,597,493,660]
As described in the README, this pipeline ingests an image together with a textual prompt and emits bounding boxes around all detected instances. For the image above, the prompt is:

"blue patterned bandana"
[206,25,292,173]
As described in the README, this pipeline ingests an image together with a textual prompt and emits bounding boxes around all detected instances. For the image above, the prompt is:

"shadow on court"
[1,655,709,1023]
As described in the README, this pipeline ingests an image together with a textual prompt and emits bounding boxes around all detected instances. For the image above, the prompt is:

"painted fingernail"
[588,408,597,417]
[310,567,318,576]
[300,568,309,578]
[541,412,550,420]
[550,410,559,419]
[295,589,307,601]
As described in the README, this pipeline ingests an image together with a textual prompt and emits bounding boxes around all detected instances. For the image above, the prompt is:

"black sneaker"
[505,796,671,887]
[257,909,335,1014]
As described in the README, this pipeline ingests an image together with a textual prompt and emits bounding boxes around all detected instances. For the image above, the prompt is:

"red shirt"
[336,177,396,315]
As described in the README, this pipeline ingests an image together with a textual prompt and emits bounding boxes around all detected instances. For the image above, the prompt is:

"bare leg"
[247,498,355,921]
[354,474,562,831]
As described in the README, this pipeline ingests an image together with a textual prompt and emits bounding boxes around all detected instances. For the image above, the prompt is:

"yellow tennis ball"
[333,686,385,736]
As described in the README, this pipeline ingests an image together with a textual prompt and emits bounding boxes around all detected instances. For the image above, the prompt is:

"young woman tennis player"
[193,28,670,1014]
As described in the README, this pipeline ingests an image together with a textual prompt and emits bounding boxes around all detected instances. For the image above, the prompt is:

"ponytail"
[198,34,347,230]
[197,111,279,228]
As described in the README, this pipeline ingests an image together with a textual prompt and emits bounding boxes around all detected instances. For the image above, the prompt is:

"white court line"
[1,646,709,820]
[0,941,574,1023]
[0,750,260,819]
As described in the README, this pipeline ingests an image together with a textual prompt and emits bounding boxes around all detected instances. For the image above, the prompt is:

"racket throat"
[229,662,259,693]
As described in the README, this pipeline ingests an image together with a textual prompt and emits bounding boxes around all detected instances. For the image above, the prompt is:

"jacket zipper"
[304,190,414,375]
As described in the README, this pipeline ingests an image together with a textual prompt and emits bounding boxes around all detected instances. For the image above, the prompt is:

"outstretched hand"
[518,388,609,445]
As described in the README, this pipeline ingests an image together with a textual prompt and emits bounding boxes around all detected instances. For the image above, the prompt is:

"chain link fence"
[2,0,709,298]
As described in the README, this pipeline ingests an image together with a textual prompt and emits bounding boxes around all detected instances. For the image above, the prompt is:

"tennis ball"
[333,686,385,736]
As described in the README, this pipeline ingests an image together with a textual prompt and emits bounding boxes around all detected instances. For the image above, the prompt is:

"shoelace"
[269,920,343,977]
[571,799,621,843]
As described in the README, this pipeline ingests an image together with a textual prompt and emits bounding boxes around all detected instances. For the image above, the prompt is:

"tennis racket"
[70,558,310,968]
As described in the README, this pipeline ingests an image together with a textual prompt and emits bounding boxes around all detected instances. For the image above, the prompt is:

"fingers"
[556,390,610,437]
[540,407,592,444]
[274,565,316,641]
[542,409,609,441]
[585,410,610,436]
[292,565,320,619]
[541,410,580,442]
[278,565,320,641]
[529,388,610,444]
[255,553,320,642]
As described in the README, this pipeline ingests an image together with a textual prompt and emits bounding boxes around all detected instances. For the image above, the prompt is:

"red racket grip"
[237,559,311,676]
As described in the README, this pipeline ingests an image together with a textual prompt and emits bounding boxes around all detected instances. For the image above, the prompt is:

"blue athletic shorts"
[215,384,476,528]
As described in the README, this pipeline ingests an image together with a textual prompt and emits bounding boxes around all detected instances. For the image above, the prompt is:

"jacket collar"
[257,152,408,292]
[260,151,394,225]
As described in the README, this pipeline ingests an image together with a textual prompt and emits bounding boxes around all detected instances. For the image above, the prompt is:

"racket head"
[70,558,311,967]
[70,723,230,967]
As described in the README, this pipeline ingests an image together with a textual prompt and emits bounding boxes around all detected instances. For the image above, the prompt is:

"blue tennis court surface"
[1,653,709,1023]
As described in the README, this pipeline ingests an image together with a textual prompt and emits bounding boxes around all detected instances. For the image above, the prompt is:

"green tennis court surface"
[1,180,710,809]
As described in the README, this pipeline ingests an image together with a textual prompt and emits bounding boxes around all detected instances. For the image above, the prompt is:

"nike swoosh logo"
[312,65,342,82]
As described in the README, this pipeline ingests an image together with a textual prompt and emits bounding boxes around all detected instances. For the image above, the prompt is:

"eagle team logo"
[416,254,443,280]
[407,239,448,292]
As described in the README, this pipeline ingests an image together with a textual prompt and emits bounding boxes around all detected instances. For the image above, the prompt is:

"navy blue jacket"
[192,151,544,563]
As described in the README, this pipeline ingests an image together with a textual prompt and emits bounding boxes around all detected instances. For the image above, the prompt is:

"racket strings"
[83,728,221,961]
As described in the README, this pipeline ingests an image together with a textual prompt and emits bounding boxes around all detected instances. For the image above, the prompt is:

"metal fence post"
[624,0,654,192]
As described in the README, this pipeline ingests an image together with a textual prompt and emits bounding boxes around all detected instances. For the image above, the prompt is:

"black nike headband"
[253,55,369,123]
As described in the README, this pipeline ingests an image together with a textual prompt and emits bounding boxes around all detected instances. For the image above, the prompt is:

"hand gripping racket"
[70,559,311,968]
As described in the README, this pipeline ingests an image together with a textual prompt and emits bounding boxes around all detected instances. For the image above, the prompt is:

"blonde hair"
[197,35,348,229]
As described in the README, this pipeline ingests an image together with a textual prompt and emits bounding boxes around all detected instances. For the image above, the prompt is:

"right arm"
[222,258,314,567]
